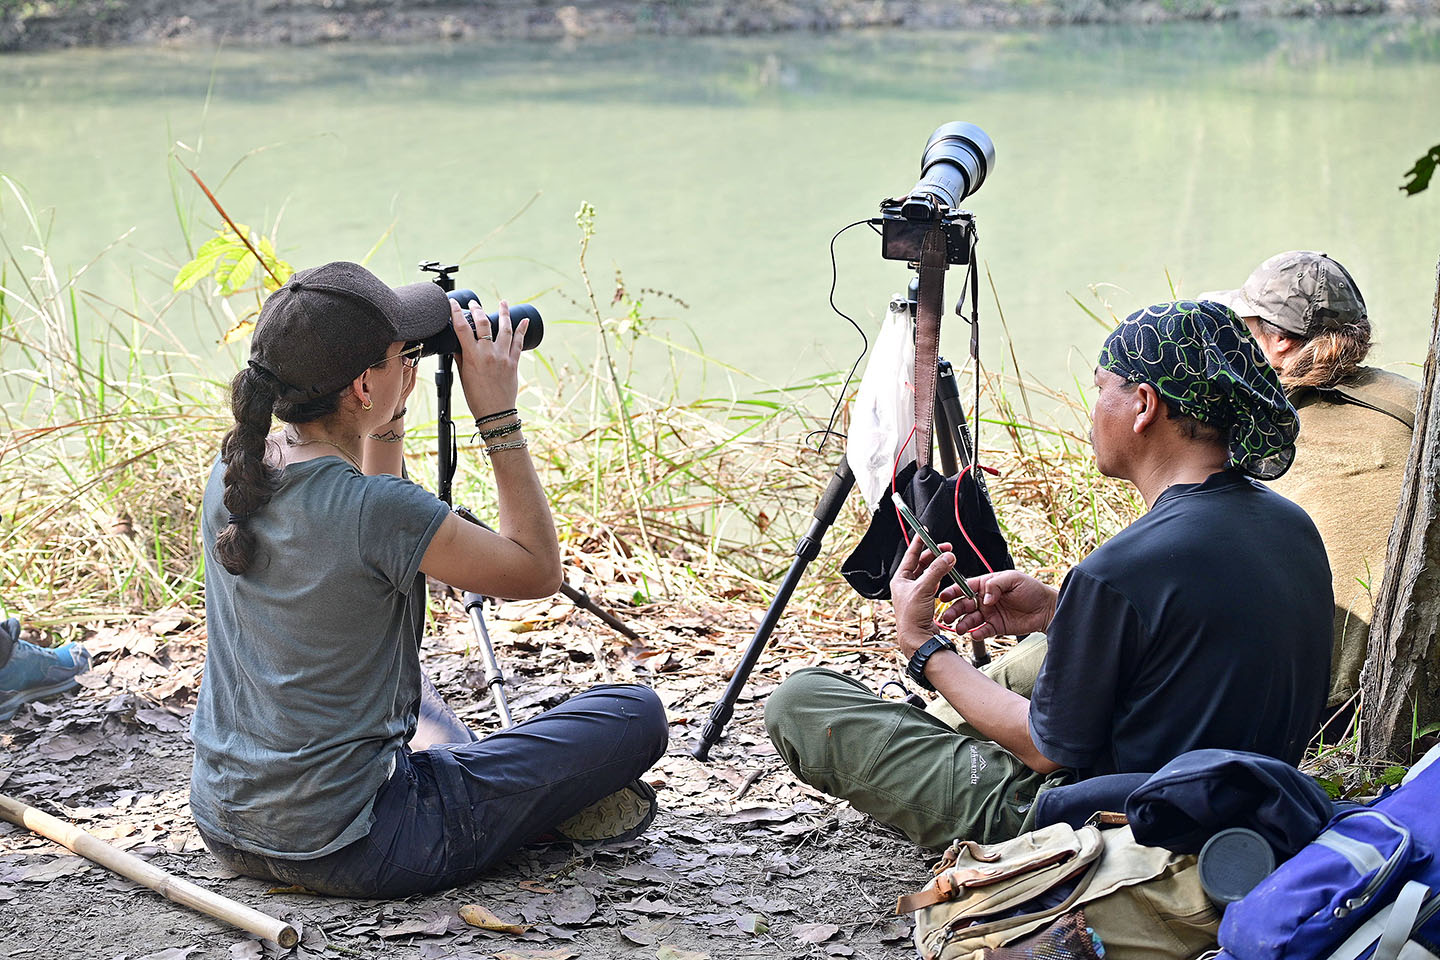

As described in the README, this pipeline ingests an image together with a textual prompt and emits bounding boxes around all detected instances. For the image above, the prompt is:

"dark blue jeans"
[200,679,668,898]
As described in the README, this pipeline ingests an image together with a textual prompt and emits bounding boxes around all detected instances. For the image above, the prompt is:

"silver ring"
[479,334,494,341]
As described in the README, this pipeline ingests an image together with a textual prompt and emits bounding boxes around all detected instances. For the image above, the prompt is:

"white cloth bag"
[847,298,916,513]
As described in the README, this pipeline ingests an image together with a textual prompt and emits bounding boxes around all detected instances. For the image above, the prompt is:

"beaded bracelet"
[483,438,529,456]
[479,419,523,441]
[475,408,518,428]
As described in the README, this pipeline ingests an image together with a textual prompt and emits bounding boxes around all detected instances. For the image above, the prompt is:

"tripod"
[421,263,642,729]
[692,259,999,762]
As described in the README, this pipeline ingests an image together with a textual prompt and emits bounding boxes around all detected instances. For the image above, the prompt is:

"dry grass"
[0,183,1135,654]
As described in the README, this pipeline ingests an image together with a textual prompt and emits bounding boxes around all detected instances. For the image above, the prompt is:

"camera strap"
[912,223,948,470]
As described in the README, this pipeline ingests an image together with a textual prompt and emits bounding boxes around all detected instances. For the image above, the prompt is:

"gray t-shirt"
[190,454,451,858]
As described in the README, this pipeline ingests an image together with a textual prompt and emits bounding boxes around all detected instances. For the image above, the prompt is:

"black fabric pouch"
[841,462,1014,600]
[1034,749,1335,862]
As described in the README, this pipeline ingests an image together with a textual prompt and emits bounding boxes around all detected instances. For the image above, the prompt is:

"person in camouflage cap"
[1205,251,1421,733]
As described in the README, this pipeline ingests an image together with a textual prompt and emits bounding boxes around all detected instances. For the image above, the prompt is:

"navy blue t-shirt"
[1028,470,1332,778]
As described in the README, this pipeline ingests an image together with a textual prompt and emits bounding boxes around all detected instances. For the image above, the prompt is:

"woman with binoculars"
[189,261,667,898]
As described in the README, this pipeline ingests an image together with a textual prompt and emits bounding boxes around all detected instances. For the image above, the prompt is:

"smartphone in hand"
[890,493,978,601]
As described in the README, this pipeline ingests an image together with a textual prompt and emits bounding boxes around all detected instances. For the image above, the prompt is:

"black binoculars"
[418,288,544,356]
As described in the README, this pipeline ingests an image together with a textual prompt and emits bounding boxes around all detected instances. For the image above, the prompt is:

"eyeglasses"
[370,343,424,370]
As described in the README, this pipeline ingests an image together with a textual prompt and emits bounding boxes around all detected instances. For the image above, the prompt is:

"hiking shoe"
[0,632,91,723]
[554,780,658,845]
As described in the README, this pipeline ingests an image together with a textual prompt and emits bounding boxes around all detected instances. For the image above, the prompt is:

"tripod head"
[420,261,461,292]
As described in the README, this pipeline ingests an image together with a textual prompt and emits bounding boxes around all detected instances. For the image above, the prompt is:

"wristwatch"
[907,634,958,691]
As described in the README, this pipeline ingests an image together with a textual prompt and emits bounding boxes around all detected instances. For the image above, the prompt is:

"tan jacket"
[1268,367,1419,710]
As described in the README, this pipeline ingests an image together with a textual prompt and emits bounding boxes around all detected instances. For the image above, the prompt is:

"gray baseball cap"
[1201,250,1367,339]
[249,261,451,402]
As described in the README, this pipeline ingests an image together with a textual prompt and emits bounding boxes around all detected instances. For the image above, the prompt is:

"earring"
[362,398,373,411]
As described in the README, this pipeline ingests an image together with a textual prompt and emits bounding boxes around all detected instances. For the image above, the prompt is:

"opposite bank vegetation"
[0,165,1415,794]
[3,0,1440,51]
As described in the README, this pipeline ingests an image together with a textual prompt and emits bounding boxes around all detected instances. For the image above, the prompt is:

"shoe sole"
[0,677,81,723]
[554,781,658,844]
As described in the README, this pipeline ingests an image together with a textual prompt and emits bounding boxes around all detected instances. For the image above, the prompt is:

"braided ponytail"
[215,366,280,575]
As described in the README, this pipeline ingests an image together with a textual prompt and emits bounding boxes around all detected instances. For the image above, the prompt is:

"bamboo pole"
[0,793,298,948]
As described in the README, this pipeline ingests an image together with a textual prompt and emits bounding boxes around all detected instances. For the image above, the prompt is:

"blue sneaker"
[0,624,91,722]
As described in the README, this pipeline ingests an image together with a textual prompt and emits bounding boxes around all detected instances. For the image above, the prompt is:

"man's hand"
[938,570,1058,640]
[889,533,959,658]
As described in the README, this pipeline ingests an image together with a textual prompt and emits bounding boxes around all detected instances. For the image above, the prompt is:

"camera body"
[418,288,544,357]
[878,207,975,266]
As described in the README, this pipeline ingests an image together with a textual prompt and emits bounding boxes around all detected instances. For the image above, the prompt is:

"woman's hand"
[451,298,528,422]
[391,356,418,422]
[938,569,1058,640]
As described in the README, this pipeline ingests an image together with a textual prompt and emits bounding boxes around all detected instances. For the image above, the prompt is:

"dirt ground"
[0,582,983,960]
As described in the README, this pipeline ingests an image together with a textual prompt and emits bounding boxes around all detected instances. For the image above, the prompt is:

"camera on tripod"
[692,119,1007,761]
[415,262,545,356]
[877,121,995,266]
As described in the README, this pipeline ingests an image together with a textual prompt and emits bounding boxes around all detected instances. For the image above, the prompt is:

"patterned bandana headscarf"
[1097,300,1299,481]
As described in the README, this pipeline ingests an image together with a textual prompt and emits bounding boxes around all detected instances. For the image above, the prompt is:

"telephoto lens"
[901,122,996,220]
[419,288,544,356]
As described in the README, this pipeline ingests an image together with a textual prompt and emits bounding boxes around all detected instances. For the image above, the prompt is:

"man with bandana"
[765,301,1333,849]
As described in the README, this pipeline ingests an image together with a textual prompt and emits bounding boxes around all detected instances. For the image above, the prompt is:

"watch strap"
[907,634,957,692]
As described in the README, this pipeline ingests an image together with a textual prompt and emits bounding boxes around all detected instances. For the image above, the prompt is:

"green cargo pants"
[764,664,1068,850]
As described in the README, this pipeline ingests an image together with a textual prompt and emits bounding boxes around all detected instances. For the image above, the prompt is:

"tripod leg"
[934,383,959,477]
[557,582,642,642]
[692,460,855,761]
[464,592,515,729]
[454,506,641,644]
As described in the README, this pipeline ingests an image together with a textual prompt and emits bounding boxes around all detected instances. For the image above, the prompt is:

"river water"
[2,19,1438,398]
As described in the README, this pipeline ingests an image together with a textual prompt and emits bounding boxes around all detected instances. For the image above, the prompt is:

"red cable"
[953,464,996,575]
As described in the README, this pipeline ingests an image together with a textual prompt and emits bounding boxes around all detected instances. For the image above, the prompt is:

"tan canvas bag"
[900,822,1220,960]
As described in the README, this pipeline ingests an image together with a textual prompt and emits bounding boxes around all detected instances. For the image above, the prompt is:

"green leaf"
[1313,776,1343,800]
[219,250,258,295]
[1400,144,1440,196]
[1380,765,1408,786]
[172,239,237,291]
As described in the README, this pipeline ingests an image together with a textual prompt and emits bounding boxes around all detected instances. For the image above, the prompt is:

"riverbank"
[3,0,1437,51]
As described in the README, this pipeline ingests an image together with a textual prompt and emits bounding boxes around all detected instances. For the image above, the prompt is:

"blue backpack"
[1217,745,1440,960]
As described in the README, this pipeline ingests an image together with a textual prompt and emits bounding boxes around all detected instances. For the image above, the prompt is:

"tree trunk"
[1359,258,1440,762]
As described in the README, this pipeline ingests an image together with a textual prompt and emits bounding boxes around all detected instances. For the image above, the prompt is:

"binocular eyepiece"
[418,288,544,357]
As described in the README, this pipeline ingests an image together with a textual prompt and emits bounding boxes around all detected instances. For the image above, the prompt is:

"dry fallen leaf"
[794,922,841,944]
[492,951,578,960]
[459,903,531,935]
[518,879,555,893]
[136,949,196,960]
[17,857,91,883]
[655,947,710,960]
[548,885,597,926]
[619,919,675,945]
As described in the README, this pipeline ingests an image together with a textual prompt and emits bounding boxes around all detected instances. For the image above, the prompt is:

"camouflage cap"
[1201,250,1367,340]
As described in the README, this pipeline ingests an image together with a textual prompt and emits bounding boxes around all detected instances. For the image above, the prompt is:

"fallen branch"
[0,793,298,948]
